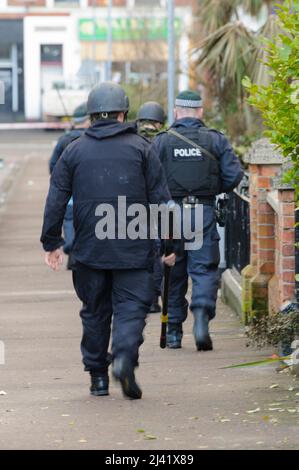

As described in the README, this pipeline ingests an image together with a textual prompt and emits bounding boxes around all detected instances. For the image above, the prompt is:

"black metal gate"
[225,174,250,273]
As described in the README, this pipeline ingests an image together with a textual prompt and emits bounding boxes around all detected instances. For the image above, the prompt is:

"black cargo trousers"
[72,262,154,374]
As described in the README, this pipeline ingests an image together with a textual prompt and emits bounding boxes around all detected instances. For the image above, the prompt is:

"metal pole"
[106,0,113,81]
[167,0,175,126]
[92,0,97,84]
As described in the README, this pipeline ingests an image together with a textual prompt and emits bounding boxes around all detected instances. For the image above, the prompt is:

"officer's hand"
[163,253,176,267]
[45,249,64,271]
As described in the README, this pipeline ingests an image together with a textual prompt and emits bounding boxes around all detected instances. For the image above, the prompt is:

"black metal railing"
[225,173,250,273]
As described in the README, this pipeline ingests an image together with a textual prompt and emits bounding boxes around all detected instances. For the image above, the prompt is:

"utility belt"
[174,195,215,207]
[174,194,229,227]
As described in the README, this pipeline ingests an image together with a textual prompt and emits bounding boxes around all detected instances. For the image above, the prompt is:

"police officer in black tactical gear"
[49,102,89,269]
[153,90,243,351]
[137,101,166,140]
[41,82,174,400]
[137,101,167,314]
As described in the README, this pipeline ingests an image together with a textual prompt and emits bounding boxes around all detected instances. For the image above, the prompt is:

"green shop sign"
[79,17,182,41]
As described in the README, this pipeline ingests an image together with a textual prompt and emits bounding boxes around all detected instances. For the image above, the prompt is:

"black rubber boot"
[166,323,183,349]
[113,356,142,400]
[193,308,213,351]
[90,373,109,396]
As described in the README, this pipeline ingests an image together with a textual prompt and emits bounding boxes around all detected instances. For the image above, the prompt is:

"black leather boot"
[166,323,183,349]
[90,373,109,396]
[113,356,142,400]
[193,308,213,351]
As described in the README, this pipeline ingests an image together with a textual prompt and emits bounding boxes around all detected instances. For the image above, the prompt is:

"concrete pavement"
[0,131,298,450]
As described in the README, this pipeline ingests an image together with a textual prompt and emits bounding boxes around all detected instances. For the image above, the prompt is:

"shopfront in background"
[78,16,182,83]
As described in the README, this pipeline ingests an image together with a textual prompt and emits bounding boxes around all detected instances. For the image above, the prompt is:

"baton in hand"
[160,207,174,349]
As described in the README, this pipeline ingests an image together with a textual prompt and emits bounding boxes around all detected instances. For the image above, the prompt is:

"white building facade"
[0,0,193,120]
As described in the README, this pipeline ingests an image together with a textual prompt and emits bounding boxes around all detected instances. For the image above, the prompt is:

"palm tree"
[192,0,278,139]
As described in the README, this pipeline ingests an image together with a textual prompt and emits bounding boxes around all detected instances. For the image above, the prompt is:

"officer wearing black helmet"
[136,101,167,314]
[137,101,166,140]
[49,102,89,269]
[153,90,243,351]
[41,82,173,400]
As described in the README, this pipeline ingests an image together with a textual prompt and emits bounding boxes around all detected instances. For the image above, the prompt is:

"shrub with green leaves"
[243,0,299,204]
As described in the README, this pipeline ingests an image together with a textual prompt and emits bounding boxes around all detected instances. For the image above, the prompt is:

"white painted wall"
[24,15,80,119]
[0,0,7,10]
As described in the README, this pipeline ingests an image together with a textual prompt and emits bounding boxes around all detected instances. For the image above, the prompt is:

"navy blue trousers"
[168,204,220,325]
[72,263,153,374]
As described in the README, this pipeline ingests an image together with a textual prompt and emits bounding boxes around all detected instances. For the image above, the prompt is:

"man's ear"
[117,112,125,123]
[197,108,204,119]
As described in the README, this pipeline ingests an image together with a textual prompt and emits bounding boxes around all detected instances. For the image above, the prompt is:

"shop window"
[0,44,11,60]
[41,45,63,65]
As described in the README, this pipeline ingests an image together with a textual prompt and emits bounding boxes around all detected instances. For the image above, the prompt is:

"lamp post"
[106,0,113,81]
[167,0,175,125]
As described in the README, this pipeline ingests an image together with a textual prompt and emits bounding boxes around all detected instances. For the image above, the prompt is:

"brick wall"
[268,190,296,313]
[242,139,296,319]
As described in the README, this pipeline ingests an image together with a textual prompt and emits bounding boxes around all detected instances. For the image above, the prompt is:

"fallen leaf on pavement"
[270,384,279,389]
[0,391,7,396]
[270,418,278,424]
[247,408,260,414]
[144,435,157,440]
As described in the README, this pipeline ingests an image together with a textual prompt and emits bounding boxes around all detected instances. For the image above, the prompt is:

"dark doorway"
[0,69,13,116]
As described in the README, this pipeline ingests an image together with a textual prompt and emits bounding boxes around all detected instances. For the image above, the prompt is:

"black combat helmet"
[137,101,166,124]
[87,81,129,115]
[73,102,88,124]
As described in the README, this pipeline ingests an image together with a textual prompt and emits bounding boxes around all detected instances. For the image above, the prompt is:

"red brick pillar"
[268,190,296,313]
[241,139,283,322]
[279,190,296,303]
